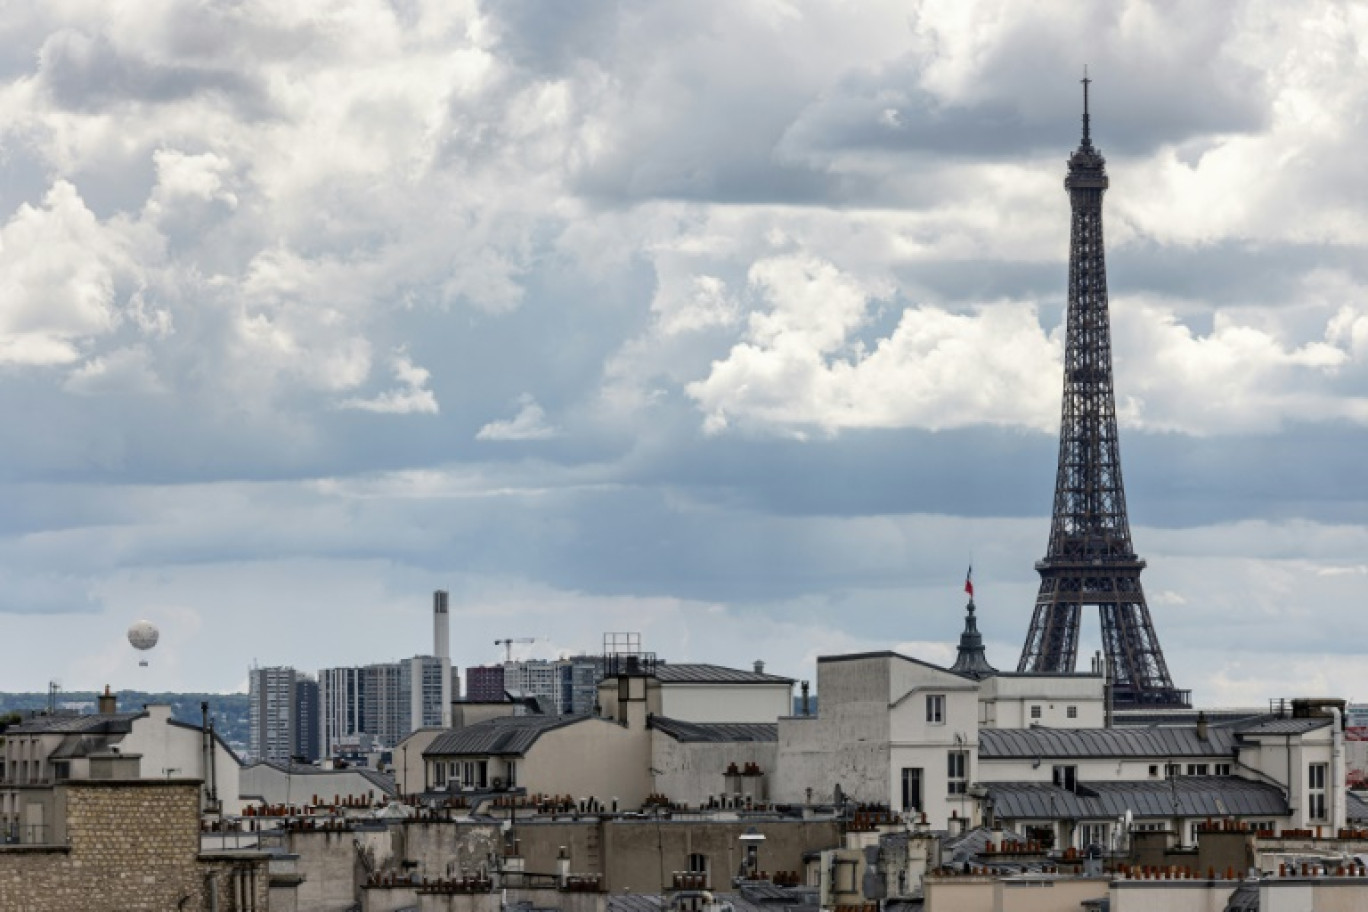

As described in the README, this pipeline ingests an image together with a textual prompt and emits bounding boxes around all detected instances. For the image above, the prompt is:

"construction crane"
[494,637,536,662]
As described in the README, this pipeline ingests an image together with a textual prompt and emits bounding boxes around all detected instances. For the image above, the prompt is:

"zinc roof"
[424,713,590,758]
[654,663,794,685]
[1346,791,1368,823]
[978,726,1236,760]
[7,711,143,735]
[649,716,778,743]
[1235,717,1331,737]
[988,777,1287,821]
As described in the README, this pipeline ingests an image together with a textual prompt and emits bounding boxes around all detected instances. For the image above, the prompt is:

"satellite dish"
[128,620,159,667]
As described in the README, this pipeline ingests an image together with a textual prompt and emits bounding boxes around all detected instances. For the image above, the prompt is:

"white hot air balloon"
[128,620,159,667]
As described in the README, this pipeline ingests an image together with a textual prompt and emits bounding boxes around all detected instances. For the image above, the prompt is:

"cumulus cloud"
[339,352,439,415]
[63,346,164,397]
[0,0,1367,704]
[0,181,146,365]
[477,394,558,441]
[687,254,1059,434]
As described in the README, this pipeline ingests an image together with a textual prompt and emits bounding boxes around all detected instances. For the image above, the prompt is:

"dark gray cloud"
[39,30,267,116]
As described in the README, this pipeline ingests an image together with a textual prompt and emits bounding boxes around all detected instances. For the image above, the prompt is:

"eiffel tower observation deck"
[1016,75,1190,708]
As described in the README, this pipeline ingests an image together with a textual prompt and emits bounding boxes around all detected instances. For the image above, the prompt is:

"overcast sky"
[2,0,1367,706]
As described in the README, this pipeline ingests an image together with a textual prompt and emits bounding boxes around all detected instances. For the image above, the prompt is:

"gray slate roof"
[424,713,591,757]
[649,716,777,743]
[1235,717,1331,736]
[979,726,1237,760]
[7,711,143,734]
[654,663,794,685]
[247,760,397,795]
[1346,791,1368,823]
[988,777,1288,821]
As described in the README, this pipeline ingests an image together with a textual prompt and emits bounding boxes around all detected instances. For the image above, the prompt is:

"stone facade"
[0,779,269,911]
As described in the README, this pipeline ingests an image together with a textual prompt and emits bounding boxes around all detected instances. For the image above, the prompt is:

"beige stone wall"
[924,875,997,912]
[288,826,366,911]
[396,819,501,879]
[0,779,268,911]
[996,877,1109,912]
[651,734,777,806]
[519,717,651,809]
[1111,880,1247,912]
[599,818,839,892]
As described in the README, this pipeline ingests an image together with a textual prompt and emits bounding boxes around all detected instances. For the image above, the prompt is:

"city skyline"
[1,2,1366,705]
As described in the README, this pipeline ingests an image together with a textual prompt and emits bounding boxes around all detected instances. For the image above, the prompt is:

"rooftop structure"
[1016,75,1188,708]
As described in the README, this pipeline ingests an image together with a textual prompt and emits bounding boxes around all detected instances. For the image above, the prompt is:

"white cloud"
[64,346,163,396]
[339,352,438,415]
[477,394,557,441]
[0,181,143,365]
[687,254,1059,434]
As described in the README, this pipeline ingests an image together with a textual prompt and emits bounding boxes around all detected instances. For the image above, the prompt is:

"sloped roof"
[424,713,591,757]
[1346,791,1368,823]
[989,777,1287,821]
[1235,717,1331,737]
[8,711,143,734]
[979,726,1237,760]
[649,716,777,743]
[244,760,398,796]
[654,663,794,685]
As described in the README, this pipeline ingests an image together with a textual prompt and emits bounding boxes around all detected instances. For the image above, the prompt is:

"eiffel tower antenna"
[1016,75,1190,708]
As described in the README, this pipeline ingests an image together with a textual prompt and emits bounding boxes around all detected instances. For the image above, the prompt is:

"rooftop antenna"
[1081,65,1092,148]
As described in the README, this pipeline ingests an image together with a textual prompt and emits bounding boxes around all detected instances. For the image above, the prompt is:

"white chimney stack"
[434,590,452,728]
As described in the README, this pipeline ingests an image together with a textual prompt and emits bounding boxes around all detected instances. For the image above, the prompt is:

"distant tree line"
[0,692,250,751]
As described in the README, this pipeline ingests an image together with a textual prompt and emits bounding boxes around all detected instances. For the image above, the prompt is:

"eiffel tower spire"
[1016,75,1189,708]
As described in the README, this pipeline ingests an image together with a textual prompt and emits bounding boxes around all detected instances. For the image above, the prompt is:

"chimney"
[801,680,811,716]
[556,846,570,886]
[753,660,765,675]
[1196,710,1208,741]
[433,590,450,659]
[98,685,117,715]
[434,591,452,728]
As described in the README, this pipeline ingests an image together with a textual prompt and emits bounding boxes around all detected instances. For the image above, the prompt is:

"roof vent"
[753,660,765,675]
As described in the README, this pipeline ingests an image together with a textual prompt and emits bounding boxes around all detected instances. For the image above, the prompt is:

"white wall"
[658,683,791,723]
[978,675,1105,729]
[121,705,245,814]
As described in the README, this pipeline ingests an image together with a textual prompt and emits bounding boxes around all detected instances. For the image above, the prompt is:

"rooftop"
[653,663,794,685]
[649,717,778,743]
[979,725,1238,760]
[989,777,1289,820]
[424,713,590,757]
[7,711,144,735]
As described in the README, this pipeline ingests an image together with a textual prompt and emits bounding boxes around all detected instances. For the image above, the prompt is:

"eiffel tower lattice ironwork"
[1016,75,1190,708]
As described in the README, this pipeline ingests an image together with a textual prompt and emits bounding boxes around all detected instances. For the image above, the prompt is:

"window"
[1148,764,1159,777]
[434,762,446,787]
[1215,763,1231,776]
[1052,765,1077,792]
[901,767,923,812]
[1030,705,1042,720]
[1186,763,1209,776]
[687,853,710,887]
[947,751,968,795]
[1066,705,1077,720]
[1081,823,1108,848]
[1308,763,1328,821]
[926,694,945,724]
[1164,763,1181,778]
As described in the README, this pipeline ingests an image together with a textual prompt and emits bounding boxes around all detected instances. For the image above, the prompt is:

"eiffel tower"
[1016,75,1190,708]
